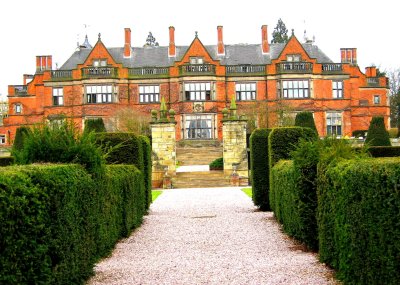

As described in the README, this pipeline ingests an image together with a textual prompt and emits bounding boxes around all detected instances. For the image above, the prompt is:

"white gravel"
[87,187,338,285]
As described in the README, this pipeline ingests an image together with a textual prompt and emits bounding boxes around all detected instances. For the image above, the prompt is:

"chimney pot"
[169,26,176,57]
[261,25,269,53]
[217,26,225,55]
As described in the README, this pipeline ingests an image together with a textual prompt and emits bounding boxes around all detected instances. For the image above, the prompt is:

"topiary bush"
[317,158,400,284]
[389,128,398,138]
[294,111,318,135]
[365,116,391,146]
[209,157,223,170]
[250,128,271,210]
[12,126,31,152]
[84,118,106,134]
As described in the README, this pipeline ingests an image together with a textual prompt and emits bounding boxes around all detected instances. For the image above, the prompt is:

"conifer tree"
[272,18,289,44]
[365,116,391,146]
[295,111,318,135]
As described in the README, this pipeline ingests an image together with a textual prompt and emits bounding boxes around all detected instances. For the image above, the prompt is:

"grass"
[241,187,252,198]
[152,190,163,202]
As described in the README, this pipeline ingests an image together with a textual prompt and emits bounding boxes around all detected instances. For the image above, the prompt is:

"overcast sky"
[0,0,398,100]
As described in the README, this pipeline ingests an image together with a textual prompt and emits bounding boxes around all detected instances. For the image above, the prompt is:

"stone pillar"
[222,120,248,178]
[151,122,176,188]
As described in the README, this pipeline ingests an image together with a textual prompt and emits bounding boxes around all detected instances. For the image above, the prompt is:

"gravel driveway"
[87,187,338,285]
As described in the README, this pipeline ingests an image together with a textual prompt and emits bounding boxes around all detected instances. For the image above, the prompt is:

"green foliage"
[294,111,318,135]
[352,129,368,138]
[241,188,252,198]
[367,146,400,157]
[84,118,106,134]
[250,128,271,210]
[12,121,105,176]
[365,116,391,146]
[209,157,223,170]
[0,156,14,166]
[271,18,289,44]
[0,164,146,284]
[152,190,162,202]
[317,158,400,284]
[12,126,31,152]
[95,133,152,211]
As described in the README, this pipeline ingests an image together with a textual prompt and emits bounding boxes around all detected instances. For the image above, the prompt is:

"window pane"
[293,81,298,88]
[97,94,102,102]
[155,86,160,93]
[251,83,256,91]
[107,85,112,93]
[195,83,200,91]
[304,81,309,88]
[206,83,211,90]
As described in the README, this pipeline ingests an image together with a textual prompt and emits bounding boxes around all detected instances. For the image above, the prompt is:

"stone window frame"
[326,111,343,136]
[278,79,310,99]
[14,103,22,114]
[235,82,256,101]
[373,95,381,105]
[85,85,116,104]
[183,82,213,101]
[139,85,160,103]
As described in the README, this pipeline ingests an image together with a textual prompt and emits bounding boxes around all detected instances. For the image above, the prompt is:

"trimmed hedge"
[365,116,391,146]
[367,146,400,157]
[0,164,146,285]
[318,158,400,284]
[209,157,223,170]
[250,128,271,210]
[95,132,151,210]
[268,127,317,211]
[12,126,31,151]
[352,129,367,138]
[0,156,14,166]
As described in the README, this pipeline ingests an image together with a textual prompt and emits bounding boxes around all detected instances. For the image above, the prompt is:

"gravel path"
[87,187,338,285]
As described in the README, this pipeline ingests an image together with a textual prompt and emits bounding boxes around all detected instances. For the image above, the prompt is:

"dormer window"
[287,54,301,62]
[190,57,204,64]
[93,59,107,67]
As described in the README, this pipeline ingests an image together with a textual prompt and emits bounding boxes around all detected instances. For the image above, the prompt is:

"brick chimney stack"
[340,48,357,64]
[124,28,132,58]
[169,26,176,57]
[261,25,269,54]
[36,55,52,72]
[365,66,377,77]
[217,26,225,55]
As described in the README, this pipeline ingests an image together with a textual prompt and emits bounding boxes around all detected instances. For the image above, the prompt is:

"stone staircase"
[173,143,230,188]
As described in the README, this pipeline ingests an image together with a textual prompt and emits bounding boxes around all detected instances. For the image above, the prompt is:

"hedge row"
[0,156,14,166]
[268,127,317,211]
[367,146,400,157]
[0,164,146,285]
[249,129,271,210]
[318,158,400,284]
[94,132,151,210]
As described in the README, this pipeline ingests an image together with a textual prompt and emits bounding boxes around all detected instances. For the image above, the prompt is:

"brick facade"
[0,25,389,145]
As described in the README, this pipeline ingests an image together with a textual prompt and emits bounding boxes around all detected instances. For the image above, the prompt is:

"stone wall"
[222,120,248,177]
[151,122,176,176]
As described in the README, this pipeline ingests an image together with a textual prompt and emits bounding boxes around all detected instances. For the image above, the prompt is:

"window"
[236,82,256,101]
[279,80,310,98]
[139,85,160,103]
[184,82,211,101]
[183,114,215,139]
[0,135,5,144]
[287,54,301,62]
[86,85,114,103]
[374,95,381,104]
[332,81,343,98]
[189,57,204,64]
[93,59,107,67]
[53,87,64,106]
[326,112,342,136]
[15,104,22,114]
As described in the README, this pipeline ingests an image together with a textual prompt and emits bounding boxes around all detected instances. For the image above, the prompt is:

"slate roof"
[60,40,333,70]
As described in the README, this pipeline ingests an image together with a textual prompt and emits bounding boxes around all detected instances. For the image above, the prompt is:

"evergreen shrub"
[365,116,391,146]
[367,146,400,157]
[268,127,317,211]
[352,129,367,138]
[317,158,400,284]
[84,118,106,134]
[294,111,318,134]
[209,157,223,170]
[0,156,14,166]
[0,164,146,285]
[249,128,271,210]
[12,126,31,152]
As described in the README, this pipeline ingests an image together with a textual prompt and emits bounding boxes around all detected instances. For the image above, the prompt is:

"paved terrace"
[87,187,337,285]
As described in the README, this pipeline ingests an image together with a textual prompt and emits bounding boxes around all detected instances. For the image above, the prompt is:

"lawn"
[241,187,252,198]
[152,190,163,202]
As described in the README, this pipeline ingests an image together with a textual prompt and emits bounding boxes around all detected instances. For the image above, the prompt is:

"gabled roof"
[60,39,333,70]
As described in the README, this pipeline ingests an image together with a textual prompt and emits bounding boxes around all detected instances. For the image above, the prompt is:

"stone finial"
[169,109,176,122]
[229,96,238,120]
[222,107,229,120]
[151,109,158,122]
[159,97,168,121]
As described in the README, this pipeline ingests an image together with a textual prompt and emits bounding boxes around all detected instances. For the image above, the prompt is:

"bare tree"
[386,68,400,130]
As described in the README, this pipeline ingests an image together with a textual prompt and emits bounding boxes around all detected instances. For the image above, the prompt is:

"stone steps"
[172,170,231,188]
[176,147,223,166]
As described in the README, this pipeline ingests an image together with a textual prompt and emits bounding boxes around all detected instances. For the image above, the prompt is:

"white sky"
[0,0,398,100]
